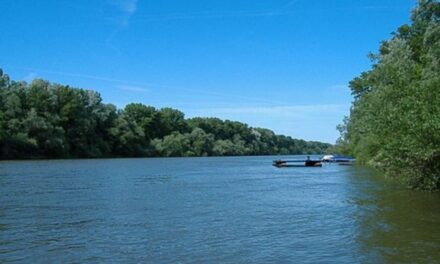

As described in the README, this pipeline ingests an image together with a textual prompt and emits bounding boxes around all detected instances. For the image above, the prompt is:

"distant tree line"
[0,70,331,159]
[335,0,440,190]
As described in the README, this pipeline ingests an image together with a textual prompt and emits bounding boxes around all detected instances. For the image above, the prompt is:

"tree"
[157,107,189,137]
[336,0,440,190]
[187,128,215,156]
[109,113,147,156]
[124,103,158,141]
[0,68,332,159]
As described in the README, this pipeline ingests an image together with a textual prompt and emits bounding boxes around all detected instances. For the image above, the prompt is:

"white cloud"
[131,10,295,23]
[118,84,149,93]
[122,0,137,14]
[107,0,138,27]
[24,72,38,82]
[110,0,138,14]
[191,104,349,119]
[17,67,158,88]
[185,103,350,143]
[330,84,349,90]
[128,4,404,24]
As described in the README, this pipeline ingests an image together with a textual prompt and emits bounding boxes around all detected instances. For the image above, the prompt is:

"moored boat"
[273,159,322,168]
[321,155,356,165]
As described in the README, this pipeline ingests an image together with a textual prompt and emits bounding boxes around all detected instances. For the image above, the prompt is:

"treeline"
[0,70,331,159]
[336,0,440,190]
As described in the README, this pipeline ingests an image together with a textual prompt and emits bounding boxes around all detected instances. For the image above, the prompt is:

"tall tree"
[337,0,440,190]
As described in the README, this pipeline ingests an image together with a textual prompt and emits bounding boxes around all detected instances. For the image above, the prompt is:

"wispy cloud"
[16,67,154,87]
[129,4,405,23]
[118,84,149,93]
[13,67,350,112]
[104,0,138,53]
[109,0,138,15]
[193,104,349,118]
[117,0,137,14]
[330,84,349,90]
[185,103,350,143]
[130,0,298,23]
[108,0,138,26]
[132,10,295,23]
[13,67,273,104]
[23,72,38,82]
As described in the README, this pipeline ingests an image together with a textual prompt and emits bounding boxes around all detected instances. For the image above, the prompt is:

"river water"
[1,156,439,263]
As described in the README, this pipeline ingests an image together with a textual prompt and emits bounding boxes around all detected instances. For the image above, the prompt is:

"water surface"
[1,156,439,263]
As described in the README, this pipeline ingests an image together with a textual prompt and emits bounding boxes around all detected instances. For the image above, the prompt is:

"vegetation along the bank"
[335,0,440,190]
[0,69,331,159]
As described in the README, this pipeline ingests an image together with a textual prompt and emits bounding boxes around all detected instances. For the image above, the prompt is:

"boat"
[321,155,334,162]
[273,159,322,168]
[321,155,356,165]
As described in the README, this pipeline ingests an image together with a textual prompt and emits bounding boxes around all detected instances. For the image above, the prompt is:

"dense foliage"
[0,70,330,159]
[336,0,440,190]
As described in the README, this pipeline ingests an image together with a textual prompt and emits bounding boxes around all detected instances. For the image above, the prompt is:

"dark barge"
[272,159,322,168]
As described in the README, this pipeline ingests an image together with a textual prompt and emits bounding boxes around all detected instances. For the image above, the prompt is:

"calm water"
[1,156,440,263]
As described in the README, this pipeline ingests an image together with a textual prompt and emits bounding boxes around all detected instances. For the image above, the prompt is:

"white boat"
[321,155,334,162]
[321,155,356,165]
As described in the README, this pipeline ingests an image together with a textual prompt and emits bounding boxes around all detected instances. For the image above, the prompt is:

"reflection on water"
[0,157,439,263]
[349,168,440,263]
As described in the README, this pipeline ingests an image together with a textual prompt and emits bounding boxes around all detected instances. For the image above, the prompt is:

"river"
[1,156,439,263]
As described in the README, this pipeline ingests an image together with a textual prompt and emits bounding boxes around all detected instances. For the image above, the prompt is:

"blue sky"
[1,0,416,143]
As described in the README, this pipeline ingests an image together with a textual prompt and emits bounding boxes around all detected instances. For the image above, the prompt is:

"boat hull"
[273,159,322,168]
